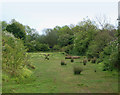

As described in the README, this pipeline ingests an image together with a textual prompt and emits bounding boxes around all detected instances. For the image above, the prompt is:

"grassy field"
[2,52,118,93]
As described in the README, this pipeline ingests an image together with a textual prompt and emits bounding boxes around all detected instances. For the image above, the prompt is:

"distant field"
[2,52,118,93]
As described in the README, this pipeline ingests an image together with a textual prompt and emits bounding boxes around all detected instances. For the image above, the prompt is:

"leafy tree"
[87,31,114,58]
[44,29,58,48]
[35,43,50,51]
[2,21,8,31]
[73,19,98,55]
[6,19,26,40]
[57,25,74,47]
[58,34,73,47]
[99,39,118,70]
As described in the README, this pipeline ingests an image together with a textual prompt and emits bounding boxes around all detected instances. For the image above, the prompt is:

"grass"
[2,52,118,93]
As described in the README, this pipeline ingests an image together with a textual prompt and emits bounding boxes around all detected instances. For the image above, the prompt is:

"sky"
[1,0,119,34]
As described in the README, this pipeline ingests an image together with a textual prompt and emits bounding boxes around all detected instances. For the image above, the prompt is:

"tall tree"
[6,19,26,40]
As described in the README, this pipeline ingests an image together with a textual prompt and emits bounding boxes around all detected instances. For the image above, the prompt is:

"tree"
[73,19,98,55]
[2,21,8,31]
[57,25,74,47]
[99,39,118,70]
[44,29,58,48]
[87,31,114,58]
[6,19,26,40]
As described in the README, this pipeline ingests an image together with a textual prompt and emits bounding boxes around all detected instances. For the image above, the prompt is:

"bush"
[53,45,60,51]
[24,42,36,52]
[40,44,50,51]
[99,39,118,71]
[87,58,91,62]
[27,64,36,69]
[83,59,87,65]
[91,57,96,63]
[71,58,74,62]
[73,66,83,75]
[61,44,73,54]
[61,60,66,65]
[86,31,113,58]
[2,31,32,79]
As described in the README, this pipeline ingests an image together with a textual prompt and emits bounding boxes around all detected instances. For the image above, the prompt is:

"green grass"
[2,52,118,93]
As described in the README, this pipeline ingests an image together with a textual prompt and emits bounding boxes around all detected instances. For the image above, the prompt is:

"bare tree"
[95,15,115,31]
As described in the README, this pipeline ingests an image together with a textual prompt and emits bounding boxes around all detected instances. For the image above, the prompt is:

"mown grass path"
[2,52,118,93]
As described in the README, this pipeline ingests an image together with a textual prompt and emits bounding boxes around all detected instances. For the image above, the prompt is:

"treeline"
[2,18,119,71]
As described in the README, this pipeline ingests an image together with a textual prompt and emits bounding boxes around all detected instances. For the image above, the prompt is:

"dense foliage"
[99,39,118,71]
[6,19,26,40]
[2,31,32,81]
[2,18,119,71]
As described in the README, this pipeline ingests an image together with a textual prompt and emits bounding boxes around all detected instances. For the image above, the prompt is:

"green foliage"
[35,43,50,52]
[53,45,60,51]
[44,29,58,48]
[2,18,118,72]
[61,44,73,54]
[57,25,74,47]
[73,19,98,55]
[24,41,36,52]
[2,73,9,82]
[6,19,26,40]
[2,21,8,31]
[2,31,32,79]
[87,31,113,58]
[58,34,73,47]
[99,39,118,70]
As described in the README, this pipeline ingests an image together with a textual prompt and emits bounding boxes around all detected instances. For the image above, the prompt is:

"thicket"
[2,31,32,81]
[99,39,118,71]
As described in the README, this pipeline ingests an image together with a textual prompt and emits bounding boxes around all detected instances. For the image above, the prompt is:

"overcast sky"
[1,0,118,34]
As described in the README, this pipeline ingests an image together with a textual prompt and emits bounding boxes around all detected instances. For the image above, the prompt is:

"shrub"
[53,45,60,51]
[94,70,96,72]
[83,59,87,65]
[86,31,113,58]
[96,58,102,64]
[24,42,36,52]
[71,58,74,62]
[2,31,32,79]
[27,64,36,69]
[73,66,83,75]
[99,39,118,71]
[2,73,9,82]
[61,45,73,54]
[87,58,91,62]
[36,43,50,52]
[91,57,96,63]
[61,60,66,65]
